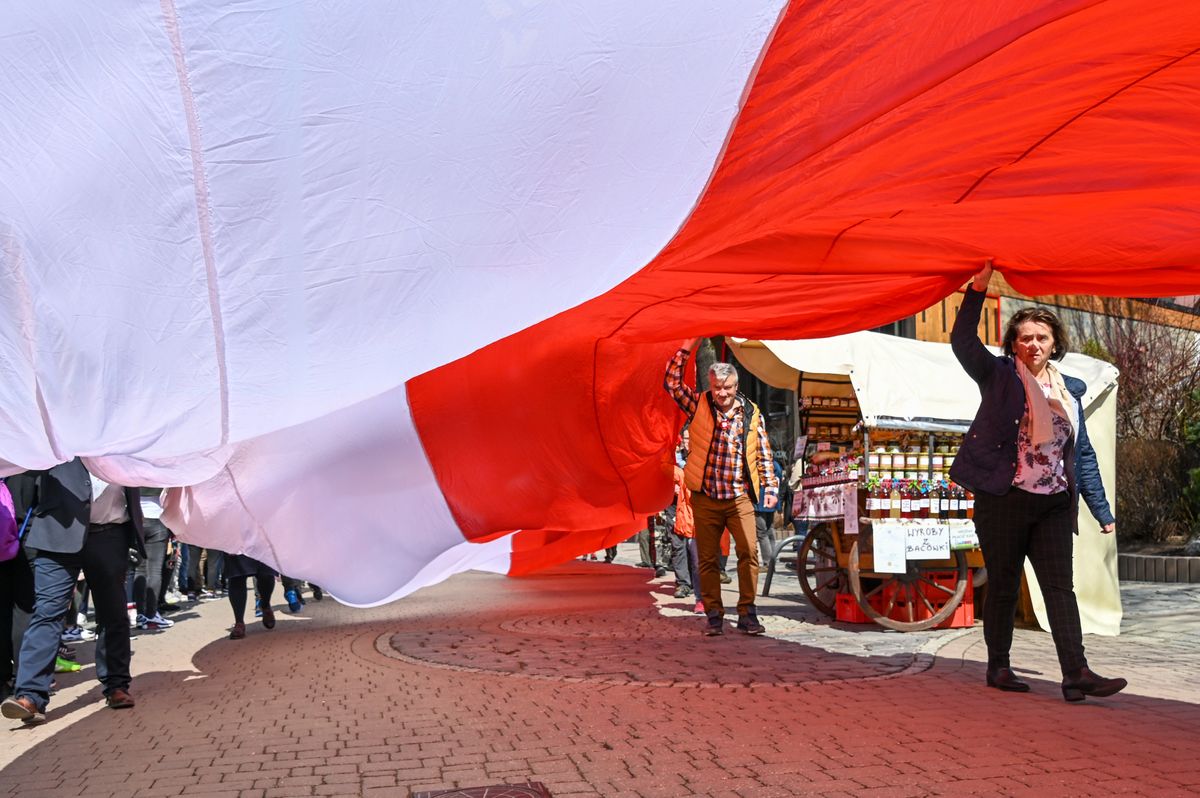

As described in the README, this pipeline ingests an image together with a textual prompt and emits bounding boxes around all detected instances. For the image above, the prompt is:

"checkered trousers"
[973,488,1086,674]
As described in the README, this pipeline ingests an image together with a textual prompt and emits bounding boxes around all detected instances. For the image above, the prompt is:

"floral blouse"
[1012,386,1073,494]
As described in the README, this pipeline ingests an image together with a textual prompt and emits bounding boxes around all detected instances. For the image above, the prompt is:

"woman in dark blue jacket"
[949,261,1125,702]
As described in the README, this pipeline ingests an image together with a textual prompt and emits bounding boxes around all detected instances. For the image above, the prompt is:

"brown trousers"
[691,492,759,616]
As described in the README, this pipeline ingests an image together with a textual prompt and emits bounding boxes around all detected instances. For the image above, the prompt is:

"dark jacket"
[6,458,146,556]
[948,287,1115,528]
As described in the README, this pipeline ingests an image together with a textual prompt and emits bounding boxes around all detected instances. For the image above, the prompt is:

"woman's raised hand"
[972,259,994,292]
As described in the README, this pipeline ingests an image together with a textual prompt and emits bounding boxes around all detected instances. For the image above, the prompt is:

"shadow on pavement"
[2,562,1198,797]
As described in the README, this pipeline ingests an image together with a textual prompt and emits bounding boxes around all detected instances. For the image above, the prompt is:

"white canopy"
[728,332,1119,430]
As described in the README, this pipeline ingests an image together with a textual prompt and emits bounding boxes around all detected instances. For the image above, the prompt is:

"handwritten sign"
[905,524,951,559]
[871,522,907,573]
[872,520,972,569]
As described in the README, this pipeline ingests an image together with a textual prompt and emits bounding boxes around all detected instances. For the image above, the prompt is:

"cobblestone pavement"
[1,543,1198,797]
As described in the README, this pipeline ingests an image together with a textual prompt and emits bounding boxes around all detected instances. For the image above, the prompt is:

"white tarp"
[0,1,785,604]
[728,331,1118,428]
[0,1,784,477]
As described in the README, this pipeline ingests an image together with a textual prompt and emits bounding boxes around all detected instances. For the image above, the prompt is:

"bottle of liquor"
[938,481,950,521]
[917,481,930,519]
[890,480,904,519]
[965,488,975,519]
[948,482,961,519]
[899,480,912,519]
[866,480,878,519]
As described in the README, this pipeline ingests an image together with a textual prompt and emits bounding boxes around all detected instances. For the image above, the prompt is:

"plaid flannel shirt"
[664,348,778,501]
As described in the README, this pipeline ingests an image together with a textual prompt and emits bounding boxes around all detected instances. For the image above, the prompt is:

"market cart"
[784,511,985,632]
[730,330,1123,635]
[765,442,986,632]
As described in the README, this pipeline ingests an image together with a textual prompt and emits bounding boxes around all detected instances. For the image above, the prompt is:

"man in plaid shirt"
[665,339,778,636]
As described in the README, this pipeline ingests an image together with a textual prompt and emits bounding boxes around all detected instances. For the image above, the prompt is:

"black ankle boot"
[986,666,1030,692]
[1061,667,1127,702]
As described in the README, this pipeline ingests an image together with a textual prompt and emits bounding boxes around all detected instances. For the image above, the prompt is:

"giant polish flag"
[1,2,1197,605]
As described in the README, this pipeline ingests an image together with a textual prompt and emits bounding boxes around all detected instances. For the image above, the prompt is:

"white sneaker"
[61,626,97,642]
[146,613,174,629]
[135,614,150,630]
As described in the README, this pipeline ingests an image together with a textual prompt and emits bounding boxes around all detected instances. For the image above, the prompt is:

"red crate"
[835,574,974,628]
[835,592,870,623]
[880,572,974,629]
[835,591,889,624]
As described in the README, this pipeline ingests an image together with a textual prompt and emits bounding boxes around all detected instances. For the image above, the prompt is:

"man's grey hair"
[708,362,738,384]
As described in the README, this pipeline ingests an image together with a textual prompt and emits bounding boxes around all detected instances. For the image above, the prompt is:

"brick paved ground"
[2,544,1198,797]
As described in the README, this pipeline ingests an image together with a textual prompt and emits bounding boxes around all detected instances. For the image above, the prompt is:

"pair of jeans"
[636,528,653,565]
[16,524,134,710]
[183,544,204,593]
[668,530,696,591]
[133,528,168,616]
[755,512,777,566]
[183,545,225,592]
[203,550,225,591]
[161,540,179,600]
[176,542,190,590]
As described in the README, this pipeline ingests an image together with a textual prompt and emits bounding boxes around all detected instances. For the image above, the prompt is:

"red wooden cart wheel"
[798,524,843,619]
[847,539,968,632]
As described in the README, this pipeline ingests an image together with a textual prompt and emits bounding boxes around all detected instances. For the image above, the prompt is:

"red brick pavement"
[1,561,1198,797]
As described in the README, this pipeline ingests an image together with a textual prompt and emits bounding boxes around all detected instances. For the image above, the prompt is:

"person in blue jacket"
[754,457,785,567]
[950,261,1125,702]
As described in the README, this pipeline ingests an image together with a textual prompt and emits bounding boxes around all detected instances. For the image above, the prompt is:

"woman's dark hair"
[1002,307,1070,361]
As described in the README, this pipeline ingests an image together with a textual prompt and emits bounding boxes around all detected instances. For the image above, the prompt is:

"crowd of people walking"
[0,464,322,726]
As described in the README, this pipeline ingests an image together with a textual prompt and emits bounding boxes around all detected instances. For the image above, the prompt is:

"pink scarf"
[1015,358,1072,445]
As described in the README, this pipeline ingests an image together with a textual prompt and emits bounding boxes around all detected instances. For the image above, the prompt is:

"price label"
[793,435,808,458]
[950,524,979,550]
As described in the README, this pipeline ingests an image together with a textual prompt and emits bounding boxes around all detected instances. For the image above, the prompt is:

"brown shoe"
[229,621,246,640]
[1062,667,1127,702]
[105,688,135,709]
[986,666,1031,693]
[261,604,276,630]
[1,695,46,725]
